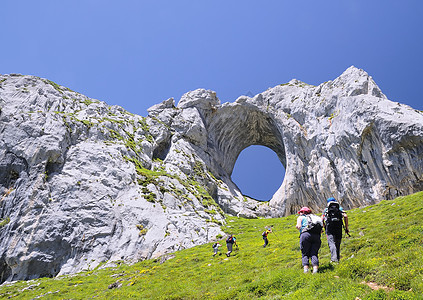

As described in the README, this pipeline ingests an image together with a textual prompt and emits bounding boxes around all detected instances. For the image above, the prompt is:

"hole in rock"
[152,139,171,161]
[231,145,285,201]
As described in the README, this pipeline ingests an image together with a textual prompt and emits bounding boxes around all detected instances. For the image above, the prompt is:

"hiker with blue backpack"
[321,197,349,263]
[296,207,323,274]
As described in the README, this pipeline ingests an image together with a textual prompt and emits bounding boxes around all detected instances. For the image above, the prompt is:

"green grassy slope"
[1,192,423,299]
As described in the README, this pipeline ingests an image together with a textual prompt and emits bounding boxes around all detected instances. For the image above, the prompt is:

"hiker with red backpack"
[225,235,237,257]
[321,197,350,263]
[296,207,323,274]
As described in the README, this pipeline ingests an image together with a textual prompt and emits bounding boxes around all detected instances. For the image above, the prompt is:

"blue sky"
[1,1,422,201]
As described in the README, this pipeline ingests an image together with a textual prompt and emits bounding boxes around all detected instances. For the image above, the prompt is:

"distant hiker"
[226,235,237,257]
[212,242,221,256]
[322,197,349,263]
[296,207,323,274]
[262,228,272,248]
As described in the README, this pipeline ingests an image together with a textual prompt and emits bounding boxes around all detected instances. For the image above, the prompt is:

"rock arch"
[166,66,423,217]
[207,105,286,177]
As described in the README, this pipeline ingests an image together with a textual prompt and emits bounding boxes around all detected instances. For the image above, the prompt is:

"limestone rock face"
[1,67,422,282]
[0,75,226,283]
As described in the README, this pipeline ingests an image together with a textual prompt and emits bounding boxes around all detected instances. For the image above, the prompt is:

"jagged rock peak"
[332,65,386,98]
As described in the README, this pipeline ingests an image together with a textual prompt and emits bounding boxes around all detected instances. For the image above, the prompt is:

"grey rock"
[0,66,422,283]
[0,75,224,283]
[108,281,122,289]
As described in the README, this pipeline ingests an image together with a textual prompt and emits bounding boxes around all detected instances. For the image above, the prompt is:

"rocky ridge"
[0,67,422,282]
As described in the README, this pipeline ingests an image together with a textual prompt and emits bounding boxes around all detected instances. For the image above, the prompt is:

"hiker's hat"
[297,207,311,214]
[327,197,336,203]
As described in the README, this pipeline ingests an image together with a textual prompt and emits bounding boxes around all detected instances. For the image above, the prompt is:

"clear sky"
[1,1,422,201]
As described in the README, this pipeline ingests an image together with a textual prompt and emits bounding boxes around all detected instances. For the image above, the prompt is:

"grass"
[0,217,10,227]
[1,192,423,299]
[43,79,64,94]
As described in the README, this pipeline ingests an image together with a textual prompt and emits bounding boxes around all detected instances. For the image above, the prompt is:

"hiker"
[262,228,272,248]
[226,235,237,257]
[322,197,349,263]
[212,242,221,256]
[296,206,323,273]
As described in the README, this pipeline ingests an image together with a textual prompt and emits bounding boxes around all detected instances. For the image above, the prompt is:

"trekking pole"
[343,224,351,238]
[268,226,277,238]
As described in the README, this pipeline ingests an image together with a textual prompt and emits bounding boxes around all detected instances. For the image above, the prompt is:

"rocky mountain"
[0,67,422,283]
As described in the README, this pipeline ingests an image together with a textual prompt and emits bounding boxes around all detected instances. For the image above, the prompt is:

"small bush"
[0,216,10,227]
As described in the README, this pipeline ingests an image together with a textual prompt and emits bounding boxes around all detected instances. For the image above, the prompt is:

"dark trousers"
[263,236,269,247]
[226,243,233,256]
[300,231,321,266]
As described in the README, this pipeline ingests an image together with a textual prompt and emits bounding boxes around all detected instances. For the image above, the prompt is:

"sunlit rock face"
[0,67,422,282]
[156,66,422,216]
